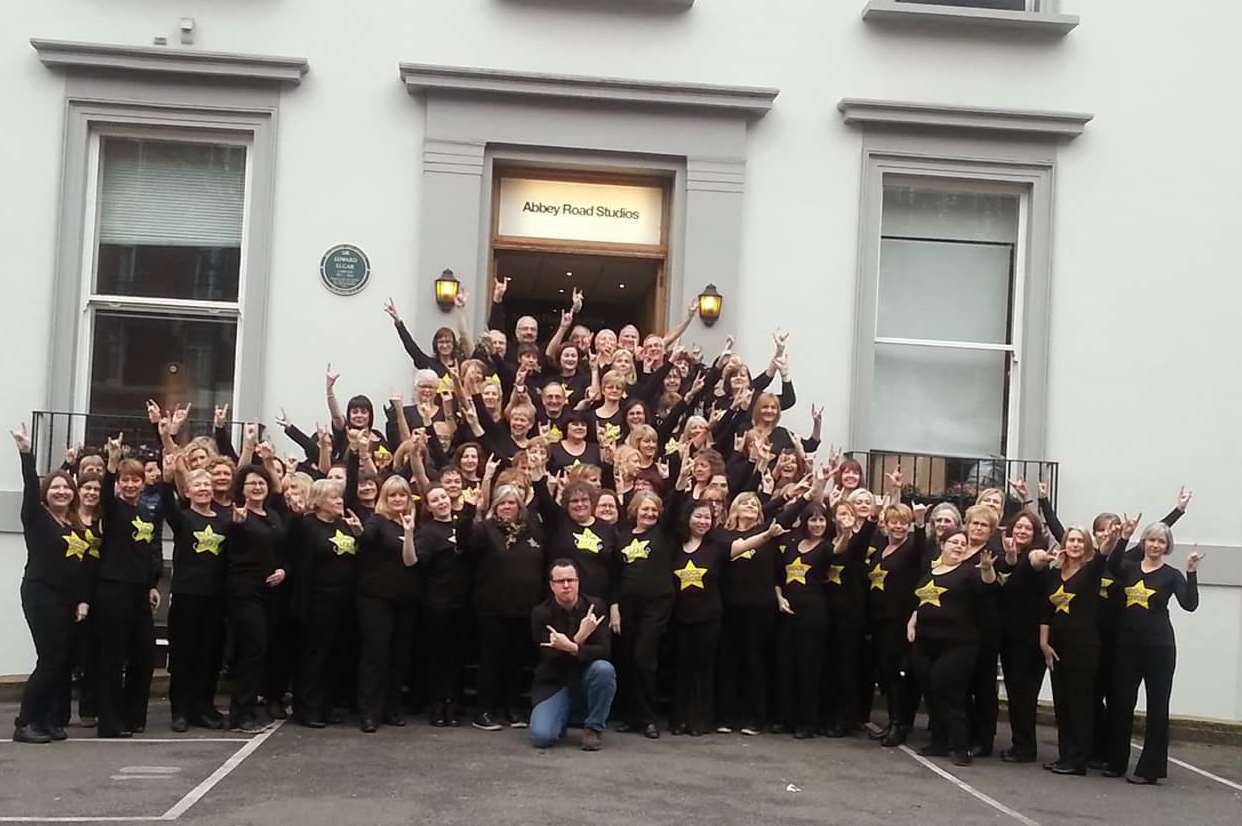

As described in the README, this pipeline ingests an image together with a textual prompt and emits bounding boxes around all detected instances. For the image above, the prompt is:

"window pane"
[871,343,1007,457]
[89,311,236,420]
[876,238,1012,343]
[96,138,245,301]
[882,182,1019,244]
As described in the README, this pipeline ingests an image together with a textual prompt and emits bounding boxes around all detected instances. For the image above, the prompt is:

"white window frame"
[872,174,1030,456]
[71,126,255,423]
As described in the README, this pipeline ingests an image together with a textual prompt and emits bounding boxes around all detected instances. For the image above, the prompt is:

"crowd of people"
[13,277,1204,780]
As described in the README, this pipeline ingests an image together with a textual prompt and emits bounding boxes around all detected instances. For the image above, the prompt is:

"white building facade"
[1,1,1239,722]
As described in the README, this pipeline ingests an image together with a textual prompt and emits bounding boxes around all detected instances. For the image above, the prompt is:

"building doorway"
[489,168,670,340]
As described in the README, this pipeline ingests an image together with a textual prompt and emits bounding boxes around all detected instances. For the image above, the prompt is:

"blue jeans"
[529,660,616,748]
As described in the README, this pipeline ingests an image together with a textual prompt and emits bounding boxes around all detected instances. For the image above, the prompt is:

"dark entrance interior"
[492,250,663,338]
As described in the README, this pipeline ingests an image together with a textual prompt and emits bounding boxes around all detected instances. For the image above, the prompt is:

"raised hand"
[1007,478,1029,499]
[1119,512,1141,540]
[170,403,190,434]
[343,509,363,533]
[732,386,753,411]
[213,404,229,429]
[493,276,510,303]
[572,288,585,315]
[146,399,163,425]
[912,502,928,525]
[453,288,468,309]
[275,407,290,429]
[383,298,400,322]
[325,363,339,392]
[255,441,274,461]
[104,432,125,462]
[885,465,904,492]
[576,604,603,641]
[810,404,823,427]
[542,626,574,653]
[243,421,260,445]
[560,308,574,328]
[1186,545,1205,573]
[767,521,789,539]
[11,422,31,453]
[265,569,286,587]
[316,422,331,447]
[1038,480,1049,500]
[401,512,416,532]
[232,505,248,524]
[978,550,996,573]
[1176,486,1193,512]
[773,330,790,357]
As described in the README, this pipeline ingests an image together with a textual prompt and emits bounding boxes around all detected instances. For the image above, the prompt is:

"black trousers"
[620,595,673,728]
[227,593,267,722]
[296,589,352,723]
[776,608,828,731]
[1000,633,1046,757]
[871,618,909,725]
[93,581,155,736]
[716,602,773,730]
[422,602,465,705]
[475,613,530,715]
[912,638,977,753]
[18,581,76,730]
[858,623,877,724]
[826,618,864,729]
[356,594,417,720]
[672,620,720,732]
[1091,627,1118,761]
[1050,642,1098,770]
[1109,643,1176,780]
[967,639,1000,749]
[168,594,224,720]
[263,587,296,707]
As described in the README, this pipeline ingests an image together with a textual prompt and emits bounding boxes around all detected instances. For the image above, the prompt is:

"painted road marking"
[1131,740,1242,793]
[897,745,1042,826]
[160,720,284,820]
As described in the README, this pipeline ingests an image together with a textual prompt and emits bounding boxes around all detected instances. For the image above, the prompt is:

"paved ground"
[1,700,1239,825]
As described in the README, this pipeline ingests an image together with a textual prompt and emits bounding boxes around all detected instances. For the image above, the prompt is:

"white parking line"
[160,720,283,820]
[1130,740,1242,793]
[897,745,1042,826]
[1,738,249,745]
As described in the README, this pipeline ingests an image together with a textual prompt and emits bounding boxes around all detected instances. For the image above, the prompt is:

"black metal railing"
[846,449,1058,513]
[29,410,258,475]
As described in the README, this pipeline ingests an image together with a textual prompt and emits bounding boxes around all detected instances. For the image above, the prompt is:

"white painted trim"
[860,1,1079,35]
[839,98,1092,138]
[875,337,1015,352]
[30,39,308,85]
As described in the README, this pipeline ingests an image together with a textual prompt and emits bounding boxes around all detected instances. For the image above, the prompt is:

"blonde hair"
[184,468,211,488]
[286,471,313,499]
[307,479,344,512]
[488,484,527,522]
[724,492,762,530]
[964,503,999,531]
[374,475,413,519]
[883,503,913,525]
[625,424,658,451]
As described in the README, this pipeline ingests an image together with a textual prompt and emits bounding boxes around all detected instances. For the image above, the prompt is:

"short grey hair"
[1139,522,1174,556]
[488,483,527,523]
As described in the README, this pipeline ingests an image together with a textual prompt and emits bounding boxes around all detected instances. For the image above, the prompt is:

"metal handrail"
[845,449,1059,511]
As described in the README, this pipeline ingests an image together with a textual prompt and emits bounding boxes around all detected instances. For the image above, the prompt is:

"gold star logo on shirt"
[131,516,155,543]
[664,437,680,456]
[546,425,562,443]
[915,580,948,608]
[1099,576,1114,600]
[1124,579,1157,609]
[563,387,575,402]
[487,372,501,385]
[600,423,621,444]
[574,528,603,555]
[86,529,102,559]
[996,570,1012,586]
[63,531,90,560]
[1048,584,1075,615]
[930,555,942,568]
[868,563,888,591]
[621,538,651,564]
[437,373,456,393]
[329,529,357,556]
[674,559,707,590]
[734,548,756,560]
[826,564,845,585]
[192,524,225,556]
[785,557,811,585]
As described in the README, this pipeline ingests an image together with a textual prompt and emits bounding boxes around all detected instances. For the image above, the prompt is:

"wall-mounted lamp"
[434,268,460,311]
[697,283,723,326]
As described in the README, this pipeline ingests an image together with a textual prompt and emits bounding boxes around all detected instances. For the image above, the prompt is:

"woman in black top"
[463,482,545,732]
[355,475,419,733]
[961,503,1002,757]
[1105,521,1202,784]
[414,485,470,727]
[824,499,877,737]
[534,477,619,608]
[56,470,103,730]
[224,466,286,732]
[291,479,362,727]
[906,530,998,766]
[548,413,601,473]
[996,510,1049,764]
[1031,524,1116,775]
[12,425,88,744]
[162,458,232,732]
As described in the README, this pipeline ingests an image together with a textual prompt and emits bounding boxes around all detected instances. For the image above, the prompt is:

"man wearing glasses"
[529,559,616,751]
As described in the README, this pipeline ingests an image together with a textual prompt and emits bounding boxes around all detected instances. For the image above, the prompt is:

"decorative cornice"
[508,0,694,7]
[398,63,777,117]
[30,38,309,85]
[860,1,1078,35]
[837,98,1092,138]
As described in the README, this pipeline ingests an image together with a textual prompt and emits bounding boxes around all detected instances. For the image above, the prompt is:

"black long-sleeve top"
[224,508,286,599]
[913,564,995,645]
[530,595,611,706]
[1107,549,1198,648]
[548,440,601,473]
[357,513,419,602]
[720,524,777,608]
[98,471,163,588]
[534,479,619,604]
[825,520,876,628]
[994,551,1044,645]
[671,533,728,624]
[413,515,468,611]
[394,320,451,376]
[776,535,833,619]
[615,523,677,601]
[162,485,229,598]
[290,514,358,611]
[866,530,925,624]
[17,451,87,601]
[461,505,546,618]
[1039,552,1110,648]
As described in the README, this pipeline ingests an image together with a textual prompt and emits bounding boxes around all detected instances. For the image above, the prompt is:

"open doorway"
[492,250,662,338]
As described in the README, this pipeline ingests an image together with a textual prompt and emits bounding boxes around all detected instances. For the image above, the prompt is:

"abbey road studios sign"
[320,244,371,296]
[497,178,664,246]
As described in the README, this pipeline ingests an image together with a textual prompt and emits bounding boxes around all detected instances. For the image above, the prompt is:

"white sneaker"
[740,727,761,736]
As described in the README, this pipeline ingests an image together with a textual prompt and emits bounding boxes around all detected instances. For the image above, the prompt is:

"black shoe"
[881,725,908,748]
[823,724,847,738]
[952,751,973,767]
[230,718,267,734]
[670,723,688,736]
[97,728,132,739]
[303,718,327,729]
[1087,759,1109,772]
[1052,764,1086,776]
[969,743,993,758]
[1102,768,1126,778]
[45,724,68,741]
[688,727,705,737]
[446,707,462,727]
[383,713,407,728]
[506,710,528,729]
[613,720,632,733]
[472,712,502,732]
[266,700,288,721]
[1043,760,1059,771]
[130,723,145,734]
[1000,749,1035,763]
[1126,774,1159,785]
[189,715,224,731]
[919,742,949,757]
[360,717,378,733]
[171,716,189,733]
[326,708,346,725]
[768,723,787,735]
[12,724,51,744]
[869,724,891,741]
[793,727,814,739]
[429,703,447,727]
[643,723,660,739]
[203,708,226,725]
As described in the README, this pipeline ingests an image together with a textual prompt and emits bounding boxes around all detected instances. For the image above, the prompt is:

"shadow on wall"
[495,0,695,20]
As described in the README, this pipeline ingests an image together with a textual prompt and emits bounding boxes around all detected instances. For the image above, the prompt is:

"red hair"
[833,458,864,490]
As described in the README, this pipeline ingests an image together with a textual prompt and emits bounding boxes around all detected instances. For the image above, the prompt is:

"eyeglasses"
[550,578,578,586]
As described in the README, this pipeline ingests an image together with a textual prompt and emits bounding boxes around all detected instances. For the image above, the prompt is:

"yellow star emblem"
[674,559,707,590]
[85,529,102,559]
[785,557,811,585]
[930,555,942,568]
[915,580,949,608]
[734,548,756,560]
[868,563,888,591]
[1048,583,1075,615]
[192,524,225,556]
[131,516,155,543]
[621,538,651,563]
[574,528,603,555]
[826,564,844,585]
[63,531,90,560]
[329,529,357,556]
[600,423,621,444]
[664,437,680,456]
[437,373,455,393]
[996,570,1011,586]
[546,425,562,443]
[1124,579,1157,609]
[487,372,501,386]
[564,387,575,402]
[1099,576,1114,600]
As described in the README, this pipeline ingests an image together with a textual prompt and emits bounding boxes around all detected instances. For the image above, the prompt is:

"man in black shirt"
[528,559,615,751]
